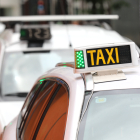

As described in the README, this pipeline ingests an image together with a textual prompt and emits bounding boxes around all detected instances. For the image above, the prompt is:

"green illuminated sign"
[75,50,85,69]
[20,30,26,37]
[40,79,46,82]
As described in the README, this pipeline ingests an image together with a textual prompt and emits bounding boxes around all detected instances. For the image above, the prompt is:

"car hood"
[8,24,129,51]
[0,101,24,126]
[44,24,129,49]
[66,25,128,47]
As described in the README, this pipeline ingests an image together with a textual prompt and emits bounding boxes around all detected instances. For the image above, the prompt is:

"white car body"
[0,24,139,127]
[2,54,140,140]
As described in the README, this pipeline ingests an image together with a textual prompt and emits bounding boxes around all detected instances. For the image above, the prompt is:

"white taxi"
[1,42,140,140]
[0,24,74,126]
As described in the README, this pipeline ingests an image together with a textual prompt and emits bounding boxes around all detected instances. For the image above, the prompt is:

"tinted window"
[17,79,69,140]
[17,82,41,130]
[78,89,140,140]
[35,83,69,140]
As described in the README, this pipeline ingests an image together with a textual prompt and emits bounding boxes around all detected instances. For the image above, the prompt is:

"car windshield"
[78,88,140,140]
[1,49,74,96]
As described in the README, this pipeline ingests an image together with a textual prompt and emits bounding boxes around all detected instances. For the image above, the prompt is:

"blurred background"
[0,0,140,46]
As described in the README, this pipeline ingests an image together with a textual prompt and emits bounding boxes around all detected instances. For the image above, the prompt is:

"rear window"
[78,88,140,140]
[1,49,73,98]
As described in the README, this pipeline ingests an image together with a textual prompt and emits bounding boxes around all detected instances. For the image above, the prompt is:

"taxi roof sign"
[20,25,51,41]
[74,42,138,73]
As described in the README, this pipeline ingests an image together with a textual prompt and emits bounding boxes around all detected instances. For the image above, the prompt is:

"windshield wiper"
[5,92,28,97]
[23,50,50,54]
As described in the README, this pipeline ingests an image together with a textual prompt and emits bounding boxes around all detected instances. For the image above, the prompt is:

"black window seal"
[32,84,62,140]
[17,81,46,139]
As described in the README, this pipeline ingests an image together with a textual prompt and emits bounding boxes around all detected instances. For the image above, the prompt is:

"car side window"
[18,80,56,139]
[17,79,69,140]
[35,82,69,140]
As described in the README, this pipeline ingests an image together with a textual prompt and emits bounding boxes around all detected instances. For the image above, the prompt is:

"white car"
[0,15,139,128]
[1,42,140,140]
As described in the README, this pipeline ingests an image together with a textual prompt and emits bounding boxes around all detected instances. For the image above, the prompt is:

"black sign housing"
[86,45,132,67]
[20,28,51,41]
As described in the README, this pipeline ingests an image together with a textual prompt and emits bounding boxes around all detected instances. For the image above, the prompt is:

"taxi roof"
[40,58,140,92]
[5,24,130,52]
[37,57,140,140]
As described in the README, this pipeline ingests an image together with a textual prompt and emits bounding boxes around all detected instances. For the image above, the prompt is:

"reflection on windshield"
[78,89,140,140]
[2,49,74,96]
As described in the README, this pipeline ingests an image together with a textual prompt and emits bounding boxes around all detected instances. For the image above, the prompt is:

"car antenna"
[65,21,72,47]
